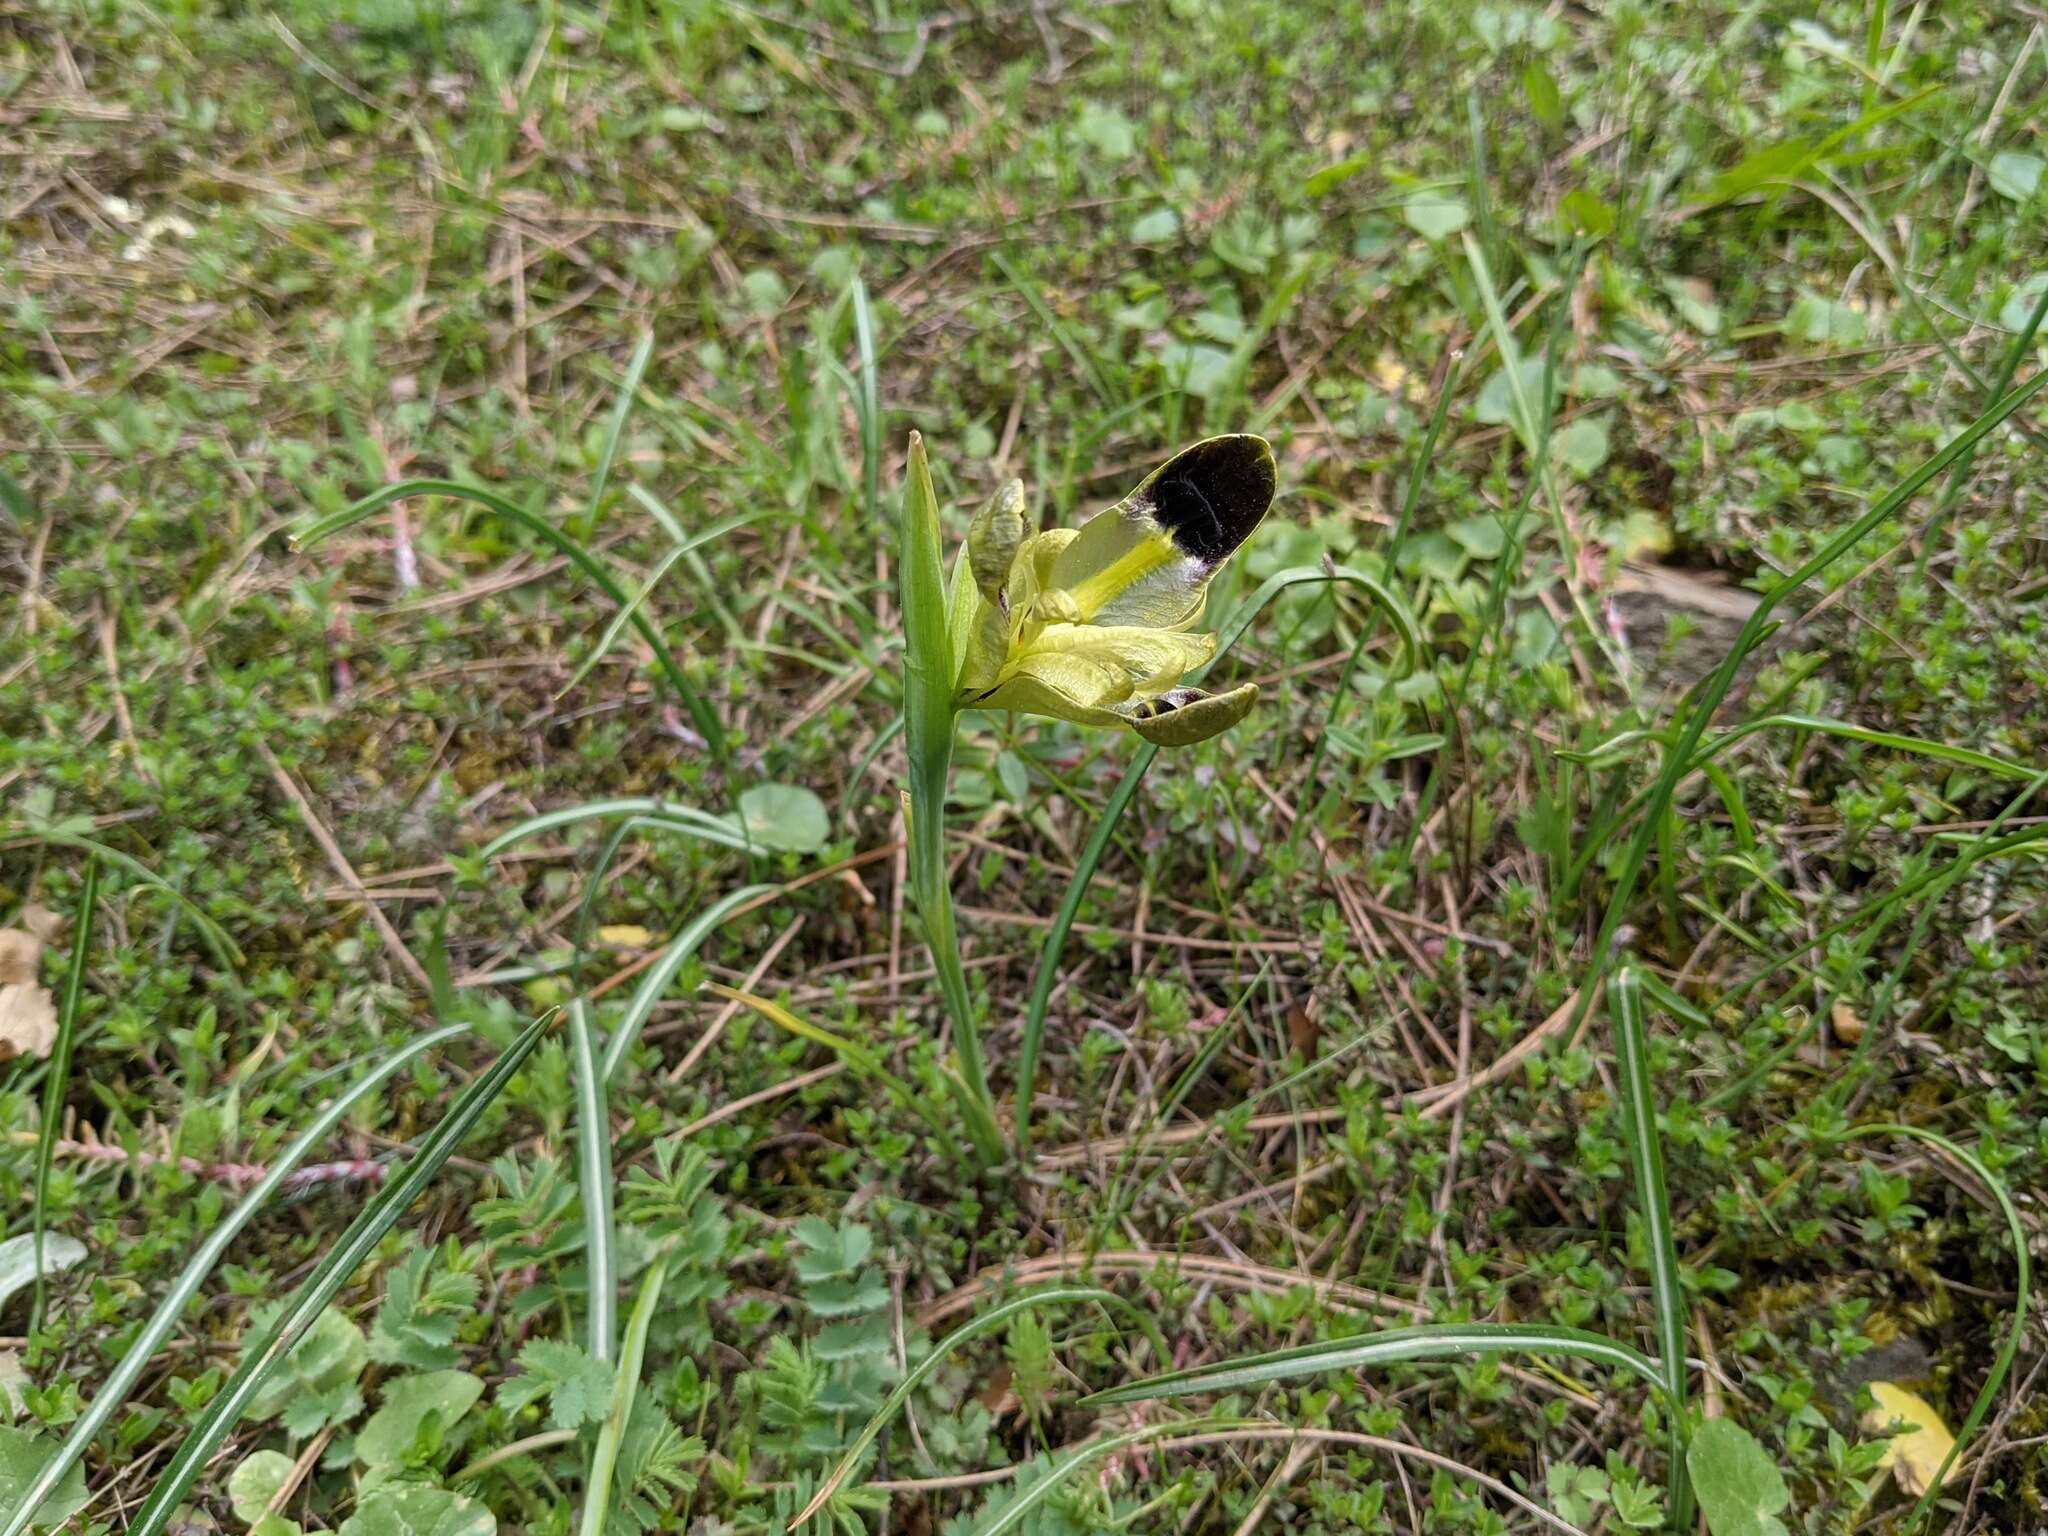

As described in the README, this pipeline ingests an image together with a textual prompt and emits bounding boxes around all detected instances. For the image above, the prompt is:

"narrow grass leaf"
[1611,967,1691,1527]
[30,858,95,1334]
[8,833,238,969]
[601,885,775,1083]
[568,999,615,1362]
[850,276,881,527]
[702,983,949,1138]
[1087,1321,1665,1404]
[579,1260,664,1536]
[478,798,752,860]
[558,509,759,699]
[579,331,654,538]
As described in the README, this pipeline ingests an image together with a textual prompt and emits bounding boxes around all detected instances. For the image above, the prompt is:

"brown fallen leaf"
[0,904,60,986]
[0,984,58,1061]
[1287,998,1320,1060]
[0,906,63,1061]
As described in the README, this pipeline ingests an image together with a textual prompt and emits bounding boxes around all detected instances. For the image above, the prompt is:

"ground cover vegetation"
[3,0,2047,1532]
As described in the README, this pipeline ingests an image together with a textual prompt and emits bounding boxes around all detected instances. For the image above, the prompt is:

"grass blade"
[297,478,726,760]
[557,509,760,699]
[850,275,881,528]
[30,857,96,1335]
[1086,1321,1665,1405]
[4,831,238,969]
[0,1022,472,1536]
[580,1257,664,1536]
[600,884,776,1083]
[963,1419,1591,1536]
[1611,967,1691,1528]
[569,999,615,1362]
[579,330,655,539]
[703,983,952,1139]
[121,1012,555,1536]
[1915,274,2048,574]
[478,797,752,860]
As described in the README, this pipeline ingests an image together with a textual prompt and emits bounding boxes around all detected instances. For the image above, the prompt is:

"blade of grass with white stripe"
[478,797,753,860]
[568,999,615,1362]
[0,1021,471,1536]
[898,432,1003,1165]
[851,275,882,527]
[600,884,776,1083]
[29,856,96,1336]
[557,510,760,699]
[964,1419,1592,1536]
[576,330,654,541]
[1013,563,1420,1156]
[1086,1321,1665,1406]
[296,479,725,758]
[580,1258,665,1536]
[1611,967,1691,1530]
[122,1011,554,1536]
[793,1287,1166,1528]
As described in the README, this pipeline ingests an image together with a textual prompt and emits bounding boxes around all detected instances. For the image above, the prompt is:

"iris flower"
[948,434,1276,746]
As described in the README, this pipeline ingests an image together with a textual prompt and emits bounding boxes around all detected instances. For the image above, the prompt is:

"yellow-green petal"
[1020,623,1213,696]
[968,651,1130,726]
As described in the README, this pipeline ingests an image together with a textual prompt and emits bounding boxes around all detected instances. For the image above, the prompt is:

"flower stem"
[899,432,1004,1168]
[907,712,1004,1166]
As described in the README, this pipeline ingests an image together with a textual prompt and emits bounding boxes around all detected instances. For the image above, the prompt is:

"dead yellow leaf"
[597,925,654,949]
[1863,1381,1956,1495]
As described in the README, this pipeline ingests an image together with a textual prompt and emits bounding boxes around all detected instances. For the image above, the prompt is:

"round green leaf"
[1402,193,1470,242]
[1554,415,1611,477]
[356,1370,484,1469]
[1687,1419,1790,1536]
[1989,150,2043,203]
[339,1487,495,1536]
[229,1449,297,1525]
[0,1428,87,1532]
[738,783,830,854]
